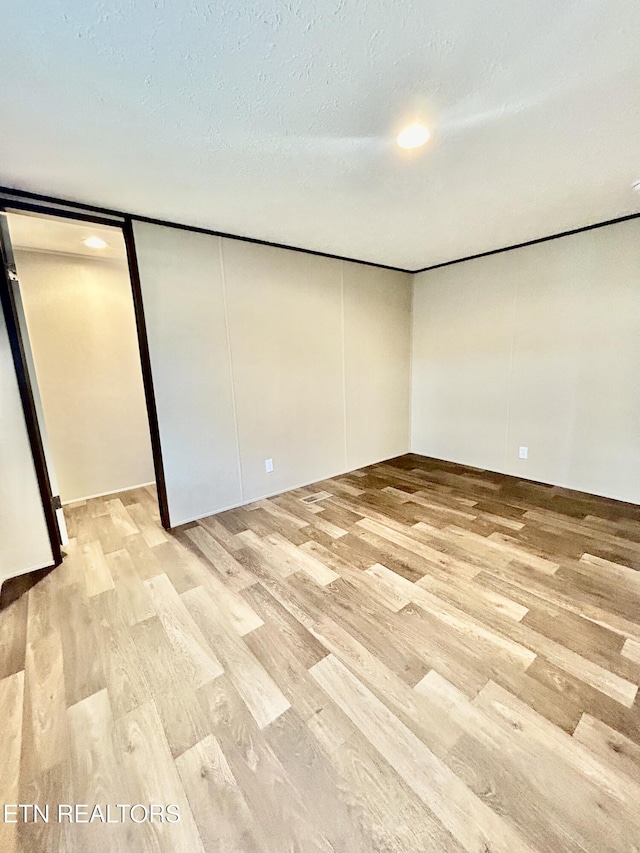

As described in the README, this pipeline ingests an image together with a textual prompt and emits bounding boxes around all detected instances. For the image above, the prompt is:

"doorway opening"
[0,206,169,582]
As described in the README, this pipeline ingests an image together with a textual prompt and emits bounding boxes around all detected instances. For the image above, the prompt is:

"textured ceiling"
[1,1,639,270]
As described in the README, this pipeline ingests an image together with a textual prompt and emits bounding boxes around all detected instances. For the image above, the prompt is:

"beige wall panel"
[222,240,345,502]
[501,239,583,487]
[132,222,242,524]
[412,219,640,504]
[15,251,154,503]
[343,264,412,469]
[0,306,53,584]
[411,259,514,472]
[506,222,640,502]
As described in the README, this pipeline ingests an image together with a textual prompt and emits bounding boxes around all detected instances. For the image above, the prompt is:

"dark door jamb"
[0,197,172,538]
[0,212,63,565]
[122,216,171,529]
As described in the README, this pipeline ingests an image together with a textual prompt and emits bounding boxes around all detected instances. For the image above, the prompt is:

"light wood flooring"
[2,454,640,852]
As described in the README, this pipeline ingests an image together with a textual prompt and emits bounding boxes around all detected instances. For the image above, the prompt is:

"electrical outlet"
[265,458,274,473]
[518,446,528,460]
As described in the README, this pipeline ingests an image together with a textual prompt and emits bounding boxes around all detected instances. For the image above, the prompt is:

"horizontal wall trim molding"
[0,185,410,274]
[413,210,640,274]
[0,193,125,228]
[3,185,640,275]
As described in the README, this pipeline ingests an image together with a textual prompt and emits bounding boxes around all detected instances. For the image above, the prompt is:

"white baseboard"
[169,450,410,527]
[62,481,156,506]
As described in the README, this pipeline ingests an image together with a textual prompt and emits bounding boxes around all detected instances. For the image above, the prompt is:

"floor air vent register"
[299,491,332,504]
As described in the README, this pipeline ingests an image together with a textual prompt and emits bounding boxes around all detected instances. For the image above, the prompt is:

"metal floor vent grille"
[300,491,332,504]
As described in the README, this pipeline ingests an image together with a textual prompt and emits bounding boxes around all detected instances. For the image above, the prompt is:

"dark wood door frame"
[122,216,170,529]
[0,198,171,546]
[0,214,62,566]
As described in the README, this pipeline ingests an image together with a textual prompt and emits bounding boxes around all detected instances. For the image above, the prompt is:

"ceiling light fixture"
[83,236,108,249]
[397,124,430,149]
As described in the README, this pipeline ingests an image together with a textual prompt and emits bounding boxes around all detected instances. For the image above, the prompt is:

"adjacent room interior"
[10,213,155,499]
[1,3,640,852]
[1,211,159,581]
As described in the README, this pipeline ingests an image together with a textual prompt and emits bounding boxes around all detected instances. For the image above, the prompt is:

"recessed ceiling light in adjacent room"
[397,124,430,149]
[83,236,108,249]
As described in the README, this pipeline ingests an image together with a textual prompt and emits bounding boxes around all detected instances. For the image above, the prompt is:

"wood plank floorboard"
[2,454,640,851]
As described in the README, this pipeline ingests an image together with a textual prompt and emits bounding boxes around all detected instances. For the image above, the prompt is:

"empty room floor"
[2,455,640,852]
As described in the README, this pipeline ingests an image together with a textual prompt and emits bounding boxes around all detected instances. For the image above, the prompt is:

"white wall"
[133,222,412,526]
[412,218,640,504]
[223,240,346,501]
[0,304,53,586]
[131,226,242,525]
[15,250,155,503]
[343,263,412,470]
